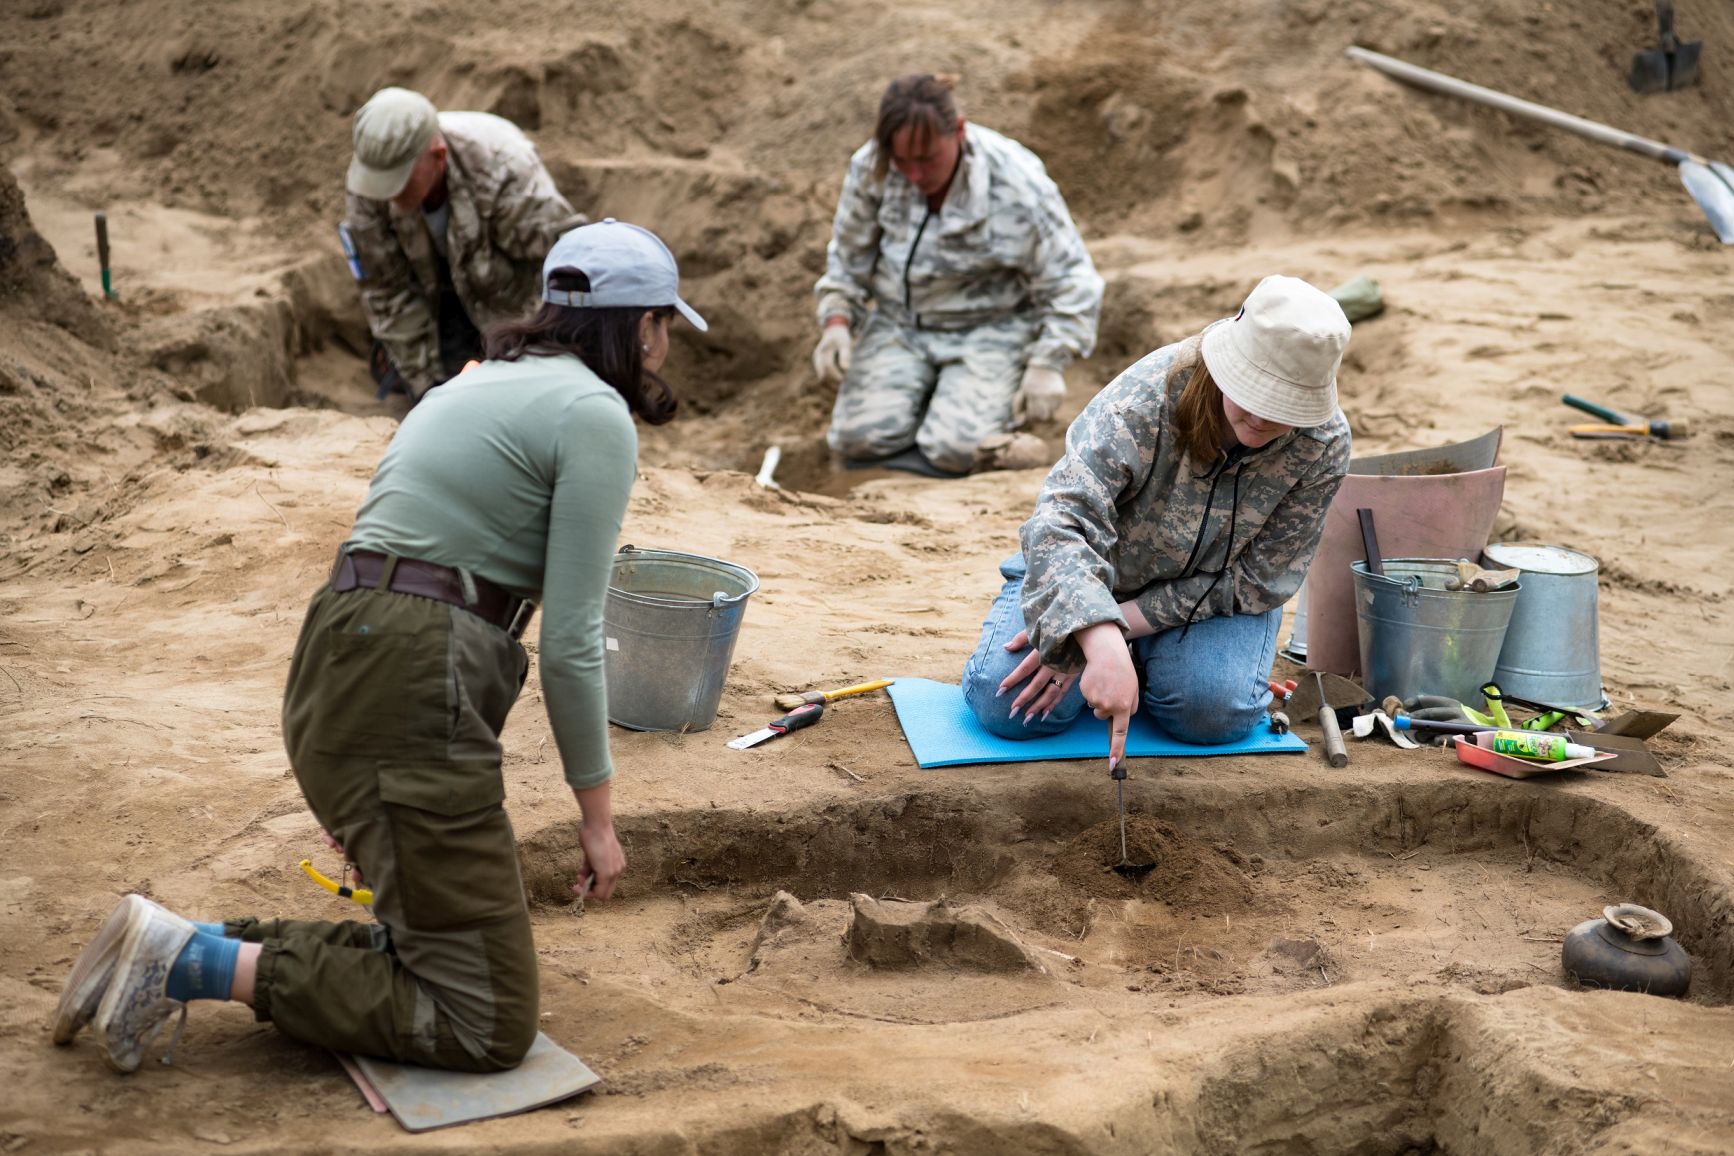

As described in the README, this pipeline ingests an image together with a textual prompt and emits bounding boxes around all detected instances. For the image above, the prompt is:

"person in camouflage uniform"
[961,276,1354,766]
[343,87,586,401]
[813,75,1102,475]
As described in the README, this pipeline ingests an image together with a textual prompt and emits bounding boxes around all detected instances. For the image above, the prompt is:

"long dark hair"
[872,73,961,180]
[482,271,678,425]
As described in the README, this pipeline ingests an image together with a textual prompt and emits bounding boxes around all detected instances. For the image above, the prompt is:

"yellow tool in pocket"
[299,859,374,906]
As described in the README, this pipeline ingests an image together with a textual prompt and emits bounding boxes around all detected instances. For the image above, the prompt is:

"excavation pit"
[477,770,1734,1148]
[516,776,1733,1019]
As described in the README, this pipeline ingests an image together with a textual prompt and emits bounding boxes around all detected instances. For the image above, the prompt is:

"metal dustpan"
[1630,2,1701,93]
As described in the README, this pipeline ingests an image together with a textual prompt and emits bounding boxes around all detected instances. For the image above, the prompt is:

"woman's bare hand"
[320,828,363,885]
[998,629,1078,721]
[578,822,626,901]
[1076,623,1139,770]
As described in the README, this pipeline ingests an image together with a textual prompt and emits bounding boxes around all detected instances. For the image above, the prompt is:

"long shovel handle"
[1346,46,1693,166]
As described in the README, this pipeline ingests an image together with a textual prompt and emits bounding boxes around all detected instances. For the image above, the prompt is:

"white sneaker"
[92,901,196,1073]
[52,894,155,1045]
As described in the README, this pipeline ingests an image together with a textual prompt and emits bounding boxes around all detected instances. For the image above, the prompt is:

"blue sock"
[193,921,227,937]
[164,929,241,1002]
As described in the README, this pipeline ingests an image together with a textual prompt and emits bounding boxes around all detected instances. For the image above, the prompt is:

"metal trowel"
[1110,761,1155,877]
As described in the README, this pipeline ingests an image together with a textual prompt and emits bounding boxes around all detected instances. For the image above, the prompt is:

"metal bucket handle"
[1365,568,1425,607]
[619,545,738,614]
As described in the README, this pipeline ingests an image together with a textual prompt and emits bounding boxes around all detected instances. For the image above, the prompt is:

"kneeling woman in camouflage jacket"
[962,276,1352,769]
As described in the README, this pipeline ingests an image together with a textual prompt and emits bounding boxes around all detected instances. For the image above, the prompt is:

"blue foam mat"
[886,677,1308,768]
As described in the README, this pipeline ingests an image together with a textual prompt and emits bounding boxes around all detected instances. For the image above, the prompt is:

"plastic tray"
[1451,732,1618,779]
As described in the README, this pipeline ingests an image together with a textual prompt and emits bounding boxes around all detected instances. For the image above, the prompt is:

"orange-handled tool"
[1569,419,1689,440]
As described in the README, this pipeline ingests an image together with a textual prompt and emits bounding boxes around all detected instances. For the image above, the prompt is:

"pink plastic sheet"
[1304,466,1507,676]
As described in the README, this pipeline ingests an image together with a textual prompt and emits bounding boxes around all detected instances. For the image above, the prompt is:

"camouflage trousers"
[263,583,539,1072]
[826,311,1038,474]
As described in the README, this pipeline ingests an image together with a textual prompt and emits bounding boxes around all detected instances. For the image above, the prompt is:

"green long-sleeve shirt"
[346,353,638,789]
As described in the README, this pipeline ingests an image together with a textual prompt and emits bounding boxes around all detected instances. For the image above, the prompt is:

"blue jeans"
[961,555,1281,746]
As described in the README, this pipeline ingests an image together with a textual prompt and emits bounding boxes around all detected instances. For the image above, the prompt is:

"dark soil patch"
[1053,816,1259,911]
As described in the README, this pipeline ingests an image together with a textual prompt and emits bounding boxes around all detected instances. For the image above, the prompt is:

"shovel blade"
[1679,160,1734,244]
[1668,40,1702,89]
[1629,50,1670,93]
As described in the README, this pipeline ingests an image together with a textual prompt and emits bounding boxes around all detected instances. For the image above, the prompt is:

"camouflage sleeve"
[484,146,586,262]
[344,194,440,393]
[1131,425,1351,632]
[1021,188,1102,373]
[1018,373,1161,673]
[814,145,882,329]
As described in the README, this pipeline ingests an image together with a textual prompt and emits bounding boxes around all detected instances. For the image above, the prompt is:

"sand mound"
[845,894,1047,973]
[11,0,1733,488]
[1017,0,1734,240]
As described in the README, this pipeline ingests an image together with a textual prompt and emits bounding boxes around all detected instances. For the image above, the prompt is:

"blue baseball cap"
[541,218,707,332]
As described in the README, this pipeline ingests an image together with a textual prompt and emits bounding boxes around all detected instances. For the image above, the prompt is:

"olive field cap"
[541,218,708,331]
[347,87,439,200]
[1201,275,1350,428]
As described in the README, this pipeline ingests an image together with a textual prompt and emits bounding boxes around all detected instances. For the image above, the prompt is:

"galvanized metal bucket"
[1480,543,1606,709]
[1351,558,1520,704]
[603,545,759,732]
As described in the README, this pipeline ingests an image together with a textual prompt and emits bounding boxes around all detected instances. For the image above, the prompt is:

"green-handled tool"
[94,211,116,300]
[1561,394,1631,425]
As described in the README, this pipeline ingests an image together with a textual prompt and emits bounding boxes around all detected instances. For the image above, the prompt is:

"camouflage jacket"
[1019,335,1351,672]
[344,111,585,392]
[814,124,1102,371]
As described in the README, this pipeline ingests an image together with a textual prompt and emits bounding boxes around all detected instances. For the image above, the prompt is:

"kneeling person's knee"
[829,418,915,462]
[1153,682,1265,747]
[474,1007,538,1072]
[915,430,980,475]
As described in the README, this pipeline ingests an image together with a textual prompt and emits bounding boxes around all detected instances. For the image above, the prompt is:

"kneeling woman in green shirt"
[55,220,705,1075]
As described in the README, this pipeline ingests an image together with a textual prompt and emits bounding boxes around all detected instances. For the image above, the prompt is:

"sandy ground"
[4,0,1734,1151]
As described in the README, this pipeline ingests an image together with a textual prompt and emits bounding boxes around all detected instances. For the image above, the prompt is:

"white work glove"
[1012,364,1067,425]
[812,324,853,385]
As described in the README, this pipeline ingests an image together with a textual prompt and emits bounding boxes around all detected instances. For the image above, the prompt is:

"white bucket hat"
[1201,275,1350,428]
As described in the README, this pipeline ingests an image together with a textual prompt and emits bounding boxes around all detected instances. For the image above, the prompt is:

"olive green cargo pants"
[250,582,536,1072]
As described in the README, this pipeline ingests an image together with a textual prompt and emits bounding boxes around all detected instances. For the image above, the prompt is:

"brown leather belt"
[330,549,535,639]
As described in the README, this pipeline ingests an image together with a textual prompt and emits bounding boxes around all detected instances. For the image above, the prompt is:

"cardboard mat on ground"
[337,1033,600,1132]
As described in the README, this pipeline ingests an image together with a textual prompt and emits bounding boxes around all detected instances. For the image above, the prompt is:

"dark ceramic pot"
[1561,904,1692,997]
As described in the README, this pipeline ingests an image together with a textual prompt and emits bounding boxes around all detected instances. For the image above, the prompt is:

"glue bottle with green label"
[1490,731,1595,762]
